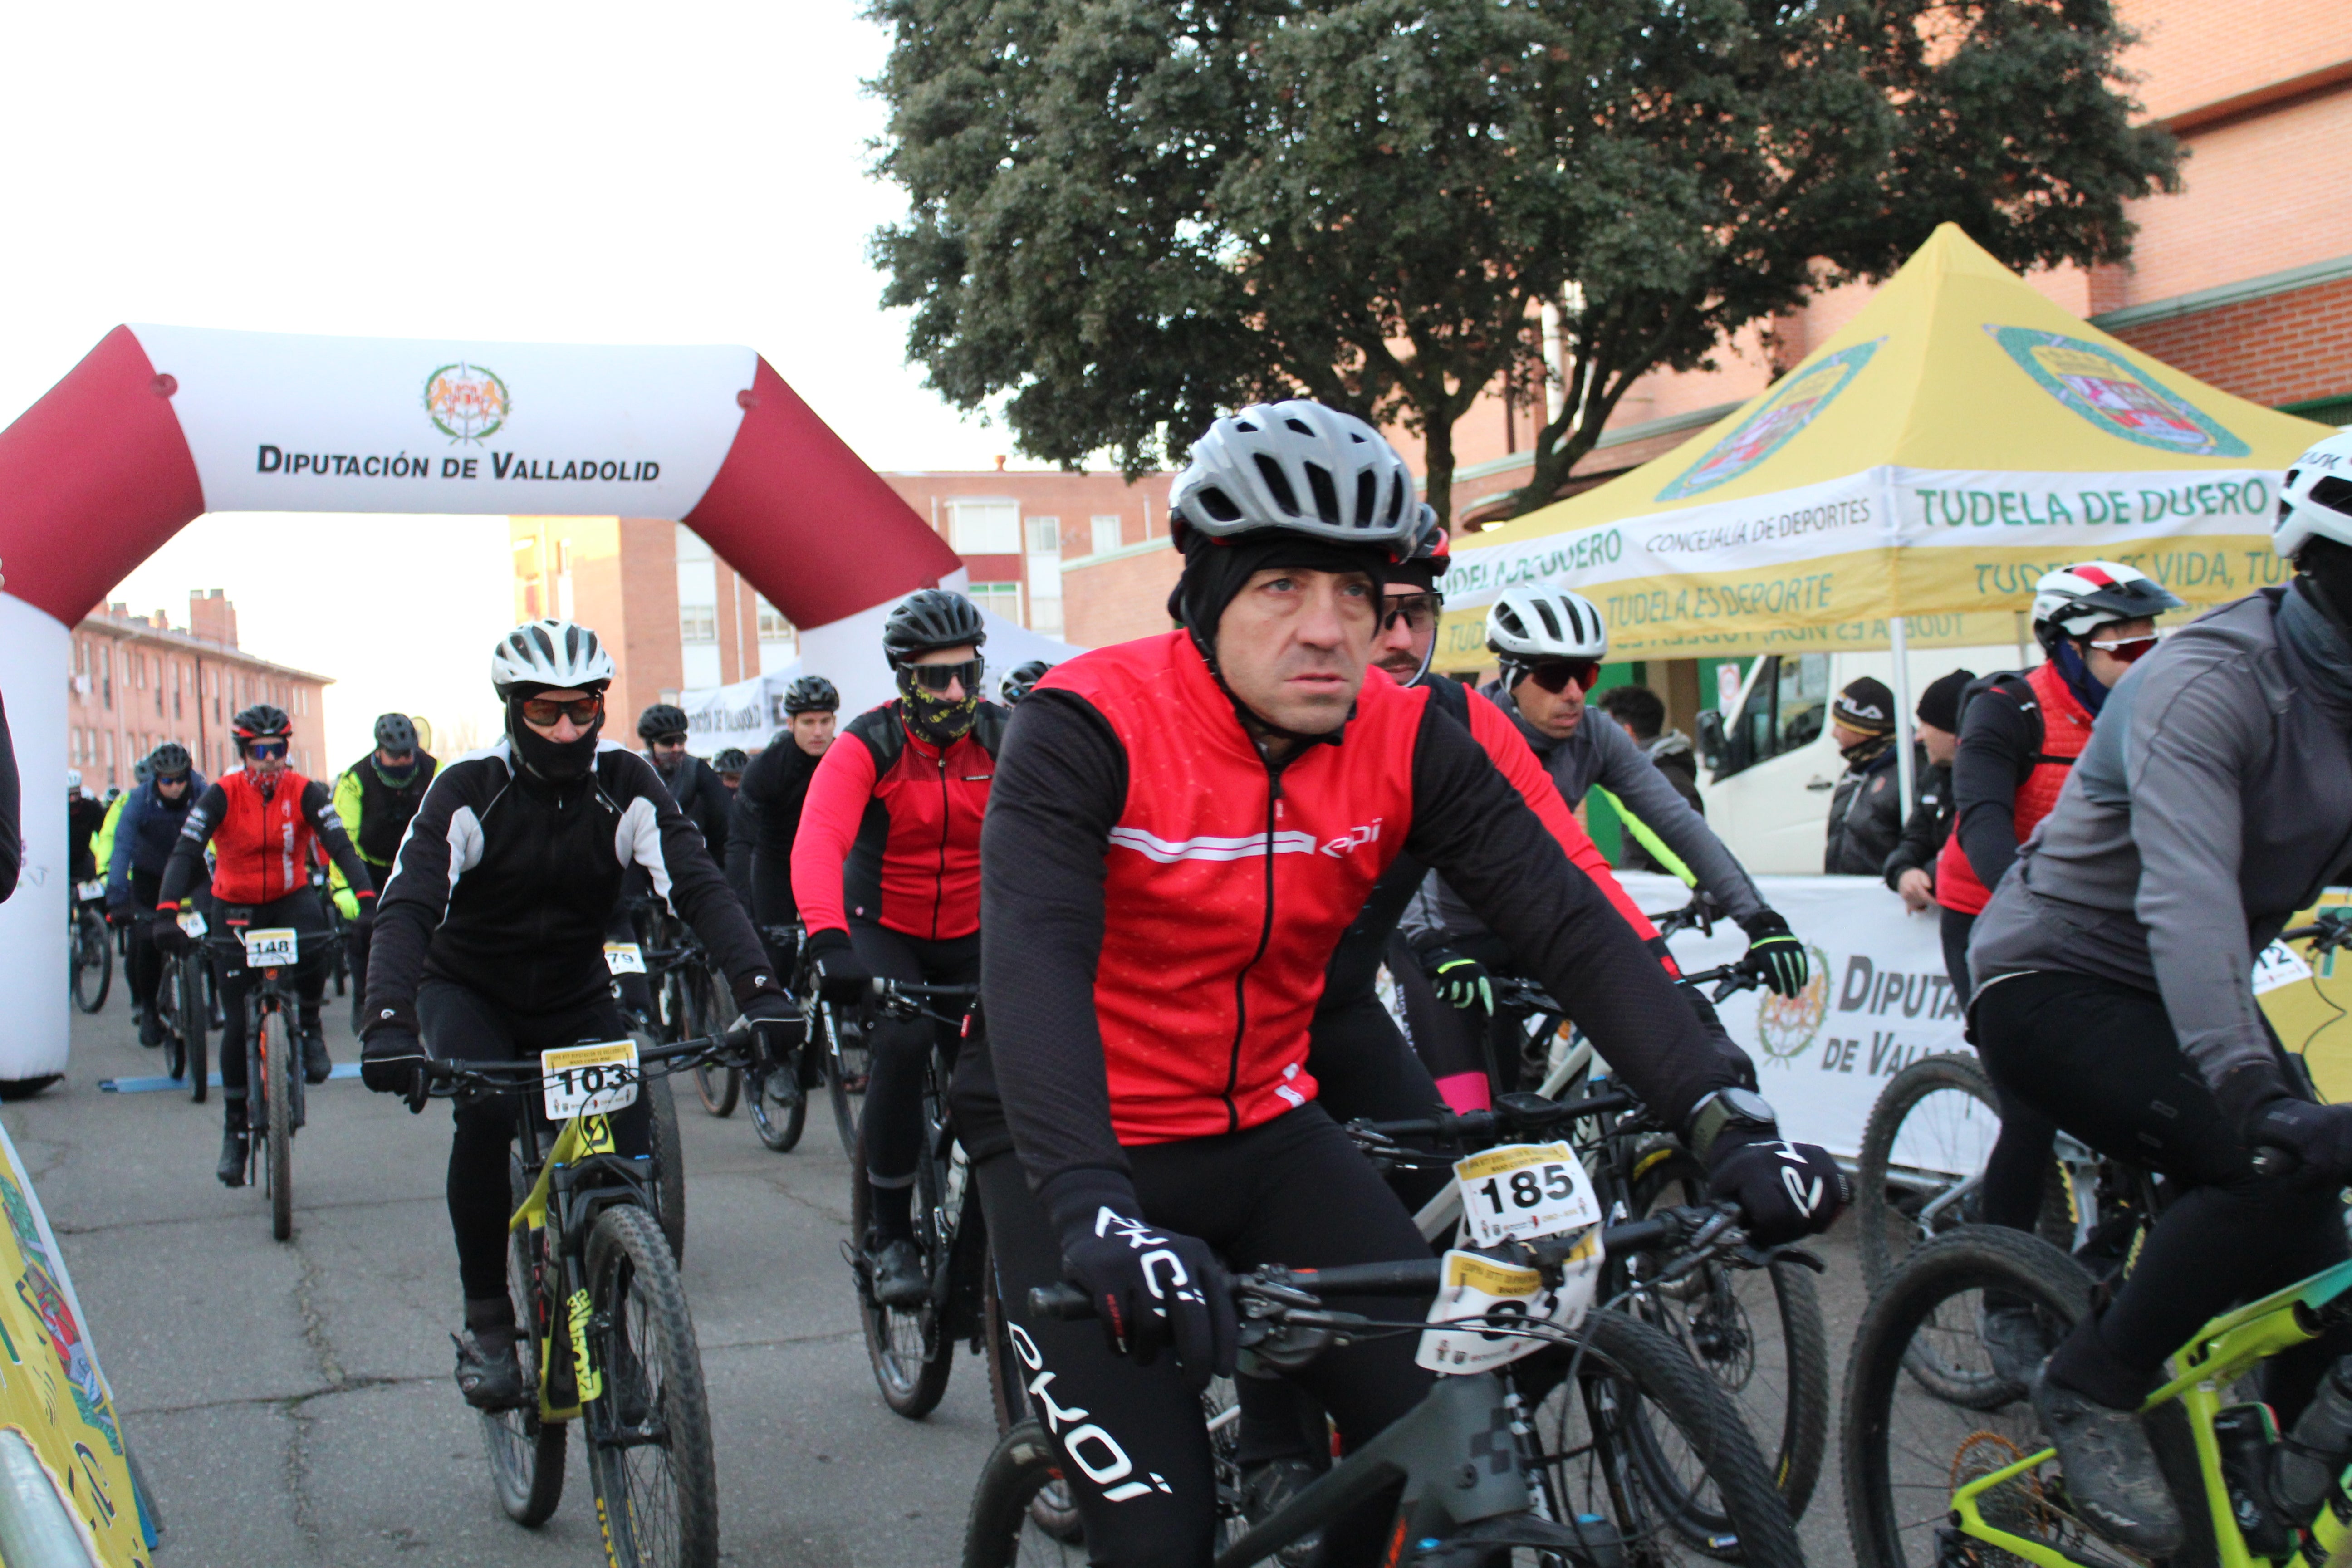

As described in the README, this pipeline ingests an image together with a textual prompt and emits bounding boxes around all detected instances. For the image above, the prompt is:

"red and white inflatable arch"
[0,323,967,1086]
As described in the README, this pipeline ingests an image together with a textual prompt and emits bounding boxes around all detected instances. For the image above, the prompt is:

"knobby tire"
[482,1151,566,1525]
[583,1203,719,1568]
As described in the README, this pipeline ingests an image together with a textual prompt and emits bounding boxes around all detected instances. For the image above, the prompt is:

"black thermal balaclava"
[2298,537,2352,632]
[1167,528,1390,671]
[896,664,980,749]
[507,692,604,782]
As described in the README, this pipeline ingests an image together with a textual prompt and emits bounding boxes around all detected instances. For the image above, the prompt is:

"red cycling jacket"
[155,769,375,911]
[791,701,1007,941]
[1935,660,2095,916]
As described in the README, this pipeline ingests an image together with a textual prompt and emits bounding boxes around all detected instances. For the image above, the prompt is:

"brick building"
[68,590,332,792]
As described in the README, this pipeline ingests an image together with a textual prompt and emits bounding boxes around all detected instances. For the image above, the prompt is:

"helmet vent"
[1253,454,1301,517]
[1199,486,1243,523]
[2313,477,2352,517]
[1284,417,1315,437]
[1305,463,1341,527]
[1354,470,1377,527]
[1533,599,1564,641]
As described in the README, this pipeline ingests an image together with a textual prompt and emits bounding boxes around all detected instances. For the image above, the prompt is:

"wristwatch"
[1688,1086,1778,1161]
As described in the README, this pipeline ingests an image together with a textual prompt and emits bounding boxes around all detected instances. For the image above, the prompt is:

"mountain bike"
[70,879,111,1013]
[157,911,209,1102]
[644,913,739,1119]
[846,978,987,1419]
[966,1205,1806,1568]
[743,923,811,1153]
[808,974,877,1161]
[421,1031,741,1568]
[212,914,312,1242]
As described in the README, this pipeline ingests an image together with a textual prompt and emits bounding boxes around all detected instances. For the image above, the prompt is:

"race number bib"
[603,942,647,975]
[1415,1235,1605,1375]
[75,879,104,902]
[177,911,208,939]
[541,1039,640,1121]
[2253,941,2315,996]
[240,927,299,966]
[1453,1142,1600,1250]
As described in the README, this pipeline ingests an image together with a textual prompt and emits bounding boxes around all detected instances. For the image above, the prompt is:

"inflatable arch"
[0,323,968,1086]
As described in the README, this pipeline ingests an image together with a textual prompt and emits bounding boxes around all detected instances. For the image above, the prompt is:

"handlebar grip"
[1029,1284,1095,1320]
[1597,1216,1672,1255]
[1283,1259,1445,1296]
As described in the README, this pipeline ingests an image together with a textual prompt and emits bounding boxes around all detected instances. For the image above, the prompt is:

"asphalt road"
[16,995,1875,1568]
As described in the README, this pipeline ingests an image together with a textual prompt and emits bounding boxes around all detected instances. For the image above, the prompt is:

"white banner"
[132,323,754,517]
[676,671,794,755]
[1614,872,1967,1160]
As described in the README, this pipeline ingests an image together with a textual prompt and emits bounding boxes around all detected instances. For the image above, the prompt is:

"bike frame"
[507,1108,656,1425]
[1951,1254,2352,1568]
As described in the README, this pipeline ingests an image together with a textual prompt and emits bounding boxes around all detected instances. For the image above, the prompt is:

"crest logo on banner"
[1656,340,1884,502]
[423,361,513,443]
[1987,326,2249,458]
[1754,945,1832,1061]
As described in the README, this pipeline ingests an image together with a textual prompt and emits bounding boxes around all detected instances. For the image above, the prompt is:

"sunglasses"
[520,694,605,728]
[1518,659,1601,695]
[1380,593,1442,633]
[906,657,985,694]
[649,732,689,748]
[2087,634,2159,665]
[244,740,289,760]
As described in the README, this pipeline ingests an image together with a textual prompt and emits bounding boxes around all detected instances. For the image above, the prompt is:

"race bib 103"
[541,1039,640,1121]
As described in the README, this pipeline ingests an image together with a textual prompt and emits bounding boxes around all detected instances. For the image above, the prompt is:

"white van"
[1694,641,2034,874]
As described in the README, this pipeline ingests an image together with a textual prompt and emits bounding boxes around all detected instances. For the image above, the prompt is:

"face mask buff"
[897,668,979,747]
[508,699,602,781]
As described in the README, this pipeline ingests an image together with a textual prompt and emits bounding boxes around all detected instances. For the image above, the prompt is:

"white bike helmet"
[2030,562,2182,647]
[1486,587,1608,663]
[1169,400,1418,550]
[2275,430,2352,559]
[490,618,617,698]
[66,769,81,793]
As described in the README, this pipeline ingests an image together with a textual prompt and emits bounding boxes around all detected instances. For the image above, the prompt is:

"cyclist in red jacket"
[792,589,1005,1308]
[154,705,376,1185]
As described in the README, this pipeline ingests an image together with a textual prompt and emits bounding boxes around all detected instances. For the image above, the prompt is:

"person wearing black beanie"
[1885,668,1975,909]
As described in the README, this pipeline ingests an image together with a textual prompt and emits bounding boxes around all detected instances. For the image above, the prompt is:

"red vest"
[209,770,318,906]
[1050,632,1426,1146]
[1934,661,2095,915]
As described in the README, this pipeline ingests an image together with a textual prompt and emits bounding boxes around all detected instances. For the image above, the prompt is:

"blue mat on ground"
[99,1063,363,1093]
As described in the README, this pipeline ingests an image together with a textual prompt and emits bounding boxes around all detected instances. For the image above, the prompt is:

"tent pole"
[1889,615,1916,817]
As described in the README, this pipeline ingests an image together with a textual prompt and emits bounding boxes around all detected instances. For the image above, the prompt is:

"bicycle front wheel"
[745,1041,808,1153]
[821,1003,868,1160]
[645,1070,688,1266]
[850,1128,953,1419]
[687,968,739,1117]
[72,911,111,1013]
[1523,1309,1804,1568]
[962,1421,1085,1568]
[263,1009,294,1242]
[1629,1146,1829,1525]
[482,1152,565,1524]
[583,1203,719,1568]
[158,960,187,1082]
[179,954,209,1103]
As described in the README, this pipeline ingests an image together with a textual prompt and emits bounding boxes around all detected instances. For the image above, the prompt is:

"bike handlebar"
[1354,1088,1639,1146]
[419,1032,732,1090]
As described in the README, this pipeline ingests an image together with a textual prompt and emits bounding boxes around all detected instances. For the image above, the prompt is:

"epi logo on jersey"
[1321,819,1383,858]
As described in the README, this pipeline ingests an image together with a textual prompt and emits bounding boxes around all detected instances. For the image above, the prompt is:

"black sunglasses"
[906,657,985,694]
[521,694,605,728]
[1381,592,1442,633]
[1517,659,1601,695]
[244,740,289,759]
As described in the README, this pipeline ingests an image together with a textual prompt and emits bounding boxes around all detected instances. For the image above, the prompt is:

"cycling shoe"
[867,1237,928,1308]
[216,1125,249,1188]
[2032,1367,2182,1554]
[1979,1299,2053,1386]
[453,1328,528,1411]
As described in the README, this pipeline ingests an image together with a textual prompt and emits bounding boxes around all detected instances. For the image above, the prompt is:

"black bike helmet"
[232,704,292,745]
[637,703,690,742]
[781,675,840,715]
[147,741,191,778]
[999,660,1055,706]
[373,712,418,752]
[882,590,987,666]
[712,747,750,774]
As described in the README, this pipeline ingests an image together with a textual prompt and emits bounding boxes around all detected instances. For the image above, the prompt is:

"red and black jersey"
[157,770,374,910]
[957,631,1743,1207]
[791,701,1007,941]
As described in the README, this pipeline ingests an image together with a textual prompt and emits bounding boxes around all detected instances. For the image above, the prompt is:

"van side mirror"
[1696,709,1726,770]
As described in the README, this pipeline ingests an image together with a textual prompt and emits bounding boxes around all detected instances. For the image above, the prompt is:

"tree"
[868,0,2179,523]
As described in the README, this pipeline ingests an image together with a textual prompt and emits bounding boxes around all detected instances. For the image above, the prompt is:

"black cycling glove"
[2219,1065,2352,1188]
[1704,1125,1848,1245]
[151,910,192,956]
[1420,946,1493,1012]
[801,928,873,1004]
[1736,909,1809,998]
[360,1028,431,1111]
[1044,1172,1236,1392]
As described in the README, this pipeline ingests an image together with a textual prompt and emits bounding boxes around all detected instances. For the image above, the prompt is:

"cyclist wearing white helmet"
[354,619,797,1411]
[1959,434,2352,1553]
[956,400,1844,1568]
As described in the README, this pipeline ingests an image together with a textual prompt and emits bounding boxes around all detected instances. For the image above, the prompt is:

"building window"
[755,597,792,641]
[968,583,1022,624]
[1090,514,1122,554]
[1026,516,1060,554]
[680,606,718,644]
[948,500,1021,556]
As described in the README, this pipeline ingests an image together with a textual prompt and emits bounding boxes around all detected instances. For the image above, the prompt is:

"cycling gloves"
[1703,1124,1850,1246]
[1421,947,1493,1012]
[1046,1172,1236,1392]
[803,929,874,1004]
[1735,909,1809,998]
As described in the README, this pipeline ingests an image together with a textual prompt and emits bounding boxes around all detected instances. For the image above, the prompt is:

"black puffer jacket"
[1823,742,1912,876]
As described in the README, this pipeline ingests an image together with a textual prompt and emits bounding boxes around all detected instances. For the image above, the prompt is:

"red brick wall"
[1062,541,1181,650]
[2110,273,2352,412]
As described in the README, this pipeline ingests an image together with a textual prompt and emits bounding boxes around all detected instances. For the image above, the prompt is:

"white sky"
[1,1,1010,764]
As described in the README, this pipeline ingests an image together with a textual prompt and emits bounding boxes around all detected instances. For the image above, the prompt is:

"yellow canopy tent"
[1437,223,2334,671]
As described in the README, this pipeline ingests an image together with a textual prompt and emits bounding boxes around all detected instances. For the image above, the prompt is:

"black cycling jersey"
[363,738,783,1034]
[650,751,731,863]
[731,737,824,926]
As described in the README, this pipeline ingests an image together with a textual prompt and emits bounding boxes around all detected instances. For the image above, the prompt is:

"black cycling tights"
[214,890,328,1104]
[1974,970,2351,1416]
[419,979,649,1306]
[853,923,977,1241]
[981,1104,1434,1568]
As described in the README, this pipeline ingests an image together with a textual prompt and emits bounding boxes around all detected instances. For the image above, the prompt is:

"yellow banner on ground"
[0,1125,155,1565]
[1440,225,2334,659]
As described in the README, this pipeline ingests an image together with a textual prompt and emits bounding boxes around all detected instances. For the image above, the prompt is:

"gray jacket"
[1403,683,1765,949]
[1971,585,2352,1091]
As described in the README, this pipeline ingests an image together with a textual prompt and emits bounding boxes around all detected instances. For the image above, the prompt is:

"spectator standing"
[1883,669,1973,910]
[1594,683,1703,875]
[1823,676,1909,875]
